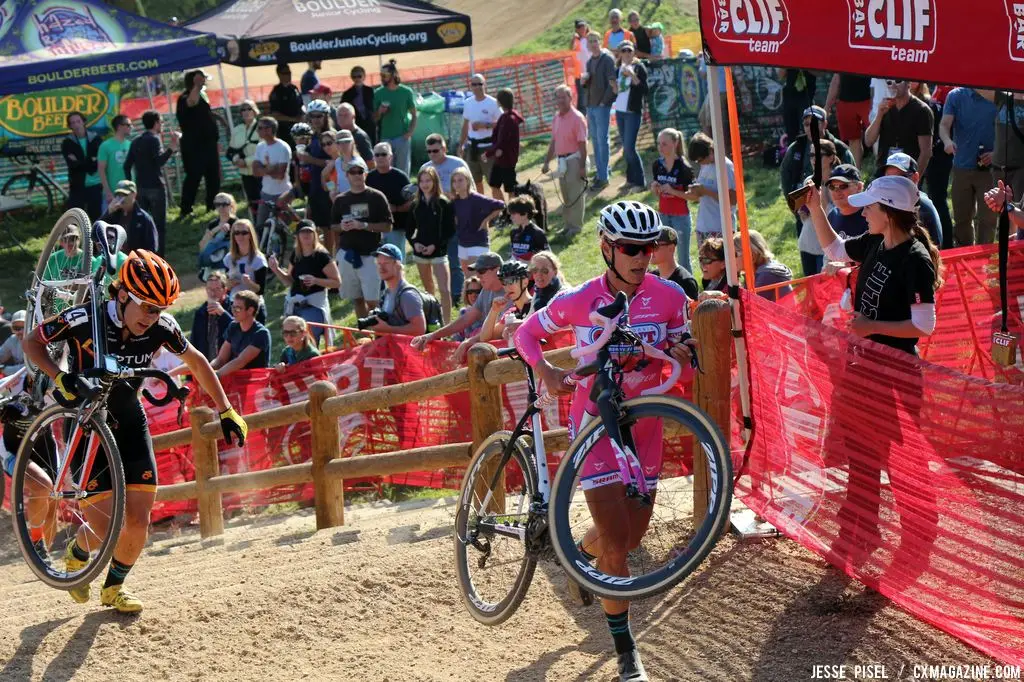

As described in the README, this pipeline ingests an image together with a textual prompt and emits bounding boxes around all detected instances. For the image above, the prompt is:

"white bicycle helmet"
[597,200,663,243]
[304,99,331,115]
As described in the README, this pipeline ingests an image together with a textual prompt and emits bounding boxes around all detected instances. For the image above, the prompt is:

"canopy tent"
[0,0,219,95]
[185,0,473,68]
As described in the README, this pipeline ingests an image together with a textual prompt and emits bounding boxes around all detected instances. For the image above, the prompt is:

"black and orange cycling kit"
[36,301,188,494]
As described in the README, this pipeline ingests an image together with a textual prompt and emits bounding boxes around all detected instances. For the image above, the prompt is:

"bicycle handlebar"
[52,367,189,409]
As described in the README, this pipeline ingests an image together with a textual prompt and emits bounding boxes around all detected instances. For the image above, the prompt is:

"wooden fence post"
[691,295,732,525]
[191,406,224,539]
[309,380,344,529]
[467,343,504,513]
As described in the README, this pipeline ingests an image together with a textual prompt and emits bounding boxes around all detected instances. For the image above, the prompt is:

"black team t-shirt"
[844,233,936,355]
[330,187,393,256]
[366,168,411,233]
[509,221,549,261]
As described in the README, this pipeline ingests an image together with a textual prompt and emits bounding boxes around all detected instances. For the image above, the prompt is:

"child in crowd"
[507,195,549,262]
[411,165,456,323]
[277,316,321,368]
[486,88,525,202]
[648,23,666,59]
[452,167,504,276]
[687,132,736,244]
[651,128,696,273]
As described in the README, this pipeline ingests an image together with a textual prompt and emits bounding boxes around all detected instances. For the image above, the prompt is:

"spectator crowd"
[42,7,1021,378]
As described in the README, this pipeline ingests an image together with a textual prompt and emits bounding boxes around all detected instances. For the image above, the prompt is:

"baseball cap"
[470,252,503,272]
[802,105,827,121]
[344,156,368,173]
[848,175,919,212]
[649,21,665,31]
[827,164,862,184]
[657,226,678,244]
[337,129,354,143]
[373,243,404,263]
[295,218,316,233]
[884,152,918,175]
[114,179,137,195]
[574,18,588,28]
[617,40,636,51]
[11,310,26,325]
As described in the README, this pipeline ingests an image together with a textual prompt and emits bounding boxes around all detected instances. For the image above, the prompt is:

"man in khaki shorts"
[330,157,394,318]
[458,74,501,197]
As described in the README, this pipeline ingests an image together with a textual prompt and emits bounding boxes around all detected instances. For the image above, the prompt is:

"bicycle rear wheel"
[11,404,124,590]
[548,396,732,602]
[454,431,538,625]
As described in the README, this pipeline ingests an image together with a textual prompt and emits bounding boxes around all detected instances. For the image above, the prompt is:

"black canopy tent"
[185,0,473,68]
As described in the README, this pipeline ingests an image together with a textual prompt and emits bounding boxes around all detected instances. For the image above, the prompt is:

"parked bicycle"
[454,292,733,625]
[0,148,68,213]
[255,199,302,265]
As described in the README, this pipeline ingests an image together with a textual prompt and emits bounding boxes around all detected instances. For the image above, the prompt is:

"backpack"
[389,281,443,332]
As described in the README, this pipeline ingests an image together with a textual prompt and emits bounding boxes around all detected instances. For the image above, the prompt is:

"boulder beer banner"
[700,0,1024,90]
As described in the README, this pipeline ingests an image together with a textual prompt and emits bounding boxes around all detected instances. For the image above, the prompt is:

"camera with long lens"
[356,310,385,330]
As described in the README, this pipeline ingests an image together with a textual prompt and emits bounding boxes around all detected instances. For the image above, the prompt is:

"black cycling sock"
[606,610,636,655]
[103,559,133,589]
[577,540,597,563]
[70,540,89,562]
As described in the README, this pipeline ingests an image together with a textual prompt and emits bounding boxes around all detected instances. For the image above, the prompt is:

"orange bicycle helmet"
[118,249,180,307]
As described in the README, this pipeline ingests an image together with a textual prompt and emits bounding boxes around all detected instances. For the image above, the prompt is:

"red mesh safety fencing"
[736,284,1024,667]
[148,332,696,521]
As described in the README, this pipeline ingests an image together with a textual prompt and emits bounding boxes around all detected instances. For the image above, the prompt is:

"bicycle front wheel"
[549,395,732,602]
[454,431,538,626]
[11,404,125,590]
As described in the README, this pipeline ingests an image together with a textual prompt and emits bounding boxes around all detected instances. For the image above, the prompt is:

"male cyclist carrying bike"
[513,200,694,682]
[22,249,249,613]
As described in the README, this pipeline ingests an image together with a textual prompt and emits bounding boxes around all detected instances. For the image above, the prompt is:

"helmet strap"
[602,242,644,288]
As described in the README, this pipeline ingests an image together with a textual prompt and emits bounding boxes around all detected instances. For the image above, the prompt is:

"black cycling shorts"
[76,399,158,496]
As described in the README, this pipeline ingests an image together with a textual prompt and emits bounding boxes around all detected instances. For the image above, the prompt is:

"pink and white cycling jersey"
[514,273,691,489]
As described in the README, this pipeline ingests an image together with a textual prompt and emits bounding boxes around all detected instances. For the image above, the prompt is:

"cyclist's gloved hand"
[54,371,89,402]
[219,407,248,447]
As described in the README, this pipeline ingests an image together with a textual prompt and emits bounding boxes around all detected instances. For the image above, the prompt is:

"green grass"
[505,0,699,56]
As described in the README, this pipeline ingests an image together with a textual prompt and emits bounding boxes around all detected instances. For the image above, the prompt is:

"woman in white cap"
[806,174,943,356]
[0,310,26,374]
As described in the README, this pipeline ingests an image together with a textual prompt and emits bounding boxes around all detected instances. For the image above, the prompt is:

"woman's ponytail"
[911,222,945,290]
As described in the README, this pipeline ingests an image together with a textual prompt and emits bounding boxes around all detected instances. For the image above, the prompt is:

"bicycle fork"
[592,390,652,503]
[50,417,101,502]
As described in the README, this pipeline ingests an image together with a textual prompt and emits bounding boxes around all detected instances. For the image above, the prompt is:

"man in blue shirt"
[939,87,997,246]
[882,152,944,247]
[211,290,271,377]
[825,164,868,238]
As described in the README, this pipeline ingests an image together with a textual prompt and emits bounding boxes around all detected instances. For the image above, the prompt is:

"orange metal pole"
[724,68,757,291]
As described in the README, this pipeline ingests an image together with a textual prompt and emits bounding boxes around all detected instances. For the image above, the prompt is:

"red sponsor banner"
[700,0,1024,90]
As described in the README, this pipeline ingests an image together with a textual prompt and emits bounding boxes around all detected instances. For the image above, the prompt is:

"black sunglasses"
[427,148,443,154]
[346,168,365,175]
[465,288,482,296]
[373,152,389,157]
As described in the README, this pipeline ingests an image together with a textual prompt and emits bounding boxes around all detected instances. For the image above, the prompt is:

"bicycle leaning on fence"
[453,291,733,625]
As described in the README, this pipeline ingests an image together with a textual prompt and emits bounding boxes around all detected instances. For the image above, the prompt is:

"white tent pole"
[707,64,753,444]
[469,44,475,75]
[145,75,156,111]
[161,74,183,200]
[378,54,383,70]
[242,67,250,102]
[217,62,234,129]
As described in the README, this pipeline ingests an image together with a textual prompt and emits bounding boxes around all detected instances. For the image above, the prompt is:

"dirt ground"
[0,495,998,682]
[215,0,584,92]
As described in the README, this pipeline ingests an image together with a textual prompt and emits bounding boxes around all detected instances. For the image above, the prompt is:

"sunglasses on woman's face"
[699,257,722,265]
[612,242,656,257]
[465,288,482,296]
[214,201,231,208]
[321,139,336,146]
[282,329,302,336]
[233,230,250,236]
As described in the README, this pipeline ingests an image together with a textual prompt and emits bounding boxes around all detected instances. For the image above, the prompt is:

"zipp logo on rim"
[1006,2,1024,61]
[713,0,790,54]
[846,0,937,64]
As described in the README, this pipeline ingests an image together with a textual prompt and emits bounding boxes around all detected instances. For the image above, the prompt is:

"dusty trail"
[0,495,995,682]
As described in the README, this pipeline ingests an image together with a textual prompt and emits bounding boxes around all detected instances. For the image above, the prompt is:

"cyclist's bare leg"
[111,489,156,566]
[581,483,655,615]
[23,462,57,546]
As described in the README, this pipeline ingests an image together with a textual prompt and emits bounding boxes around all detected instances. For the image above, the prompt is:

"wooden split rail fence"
[151,299,734,539]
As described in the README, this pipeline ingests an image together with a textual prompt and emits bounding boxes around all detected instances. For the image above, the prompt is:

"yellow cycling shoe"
[63,543,91,604]
[100,585,143,614]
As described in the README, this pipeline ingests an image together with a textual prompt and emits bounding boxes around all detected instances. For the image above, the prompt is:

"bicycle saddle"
[93,221,127,275]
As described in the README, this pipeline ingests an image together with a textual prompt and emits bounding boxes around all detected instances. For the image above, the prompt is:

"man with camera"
[357,243,428,336]
[100,180,158,254]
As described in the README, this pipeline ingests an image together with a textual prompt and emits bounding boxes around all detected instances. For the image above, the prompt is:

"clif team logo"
[712,0,791,55]
[1005,1,1024,62]
[846,0,938,64]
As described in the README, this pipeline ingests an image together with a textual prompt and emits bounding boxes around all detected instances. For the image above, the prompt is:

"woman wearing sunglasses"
[514,201,695,682]
[527,250,565,312]
[227,100,261,216]
[23,250,248,613]
[223,219,269,324]
[698,237,728,293]
[198,192,238,280]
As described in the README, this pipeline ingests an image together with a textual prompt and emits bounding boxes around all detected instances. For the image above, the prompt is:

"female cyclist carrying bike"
[22,249,249,613]
[513,200,694,682]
